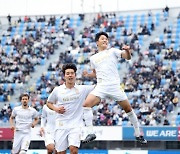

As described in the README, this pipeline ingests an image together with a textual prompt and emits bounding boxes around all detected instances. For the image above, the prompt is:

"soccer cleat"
[82,134,96,144]
[136,136,147,144]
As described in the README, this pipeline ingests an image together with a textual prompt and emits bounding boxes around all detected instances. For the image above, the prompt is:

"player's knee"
[47,149,54,154]
[47,148,54,153]
[69,146,78,154]
[47,144,55,153]
[125,107,132,113]
[83,95,100,107]
[19,150,27,154]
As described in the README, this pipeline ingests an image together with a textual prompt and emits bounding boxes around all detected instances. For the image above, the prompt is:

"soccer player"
[47,63,95,154]
[9,93,39,154]
[82,31,147,144]
[40,104,57,154]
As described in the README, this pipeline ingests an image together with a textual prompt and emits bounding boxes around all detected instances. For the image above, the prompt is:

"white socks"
[126,110,141,137]
[83,107,94,134]
[83,107,141,136]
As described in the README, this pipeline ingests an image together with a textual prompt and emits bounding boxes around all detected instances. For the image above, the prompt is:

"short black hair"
[62,63,77,75]
[95,32,109,42]
[19,93,30,101]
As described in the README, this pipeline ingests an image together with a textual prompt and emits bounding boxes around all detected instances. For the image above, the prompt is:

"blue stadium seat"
[175,115,180,126]
[119,16,123,21]
[0,95,4,101]
[171,61,177,72]
[5,45,11,55]
[40,58,46,65]
[69,18,74,27]
[3,84,8,91]
[11,83,16,90]
[1,36,6,46]
[140,14,145,24]
[160,78,166,85]
[10,102,15,109]
[159,34,164,42]
[122,121,128,126]
[155,13,160,26]
[41,22,45,29]
[155,54,161,61]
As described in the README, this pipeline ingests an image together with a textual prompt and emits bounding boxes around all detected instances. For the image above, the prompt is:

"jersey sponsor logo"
[17,114,33,120]
[94,52,110,64]
[62,95,79,102]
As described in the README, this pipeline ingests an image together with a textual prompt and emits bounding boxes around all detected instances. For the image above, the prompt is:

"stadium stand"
[0,10,179,130]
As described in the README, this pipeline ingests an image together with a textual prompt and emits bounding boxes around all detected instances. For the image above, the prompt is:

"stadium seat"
[160,78,166,85]
[175,115,180,126]
[171,61,177,72]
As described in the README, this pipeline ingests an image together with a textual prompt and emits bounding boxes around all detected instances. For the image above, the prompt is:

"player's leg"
[83,94,101,108]
[20,133,31,153]
[55,129,68,154]
[111,85,147,144]
[82,94,100,143]
[45,132,57,154]
[11,131,22,154]
[57,151,66,154]
[117,99,147,144]
[69,146,78,154]
[68,127,81,154]
[19,150,27,154]
[83,93,100,127]
[46,144,56,154]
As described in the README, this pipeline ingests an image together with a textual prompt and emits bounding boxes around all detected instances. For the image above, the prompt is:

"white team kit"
[11,106,38,154]
[47,84,94,152]
[90,47,128,101]
[41,104,56,146]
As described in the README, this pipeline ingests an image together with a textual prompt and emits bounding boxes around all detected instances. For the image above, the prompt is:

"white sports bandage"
[83,107,94,134]
[127,110,141,137]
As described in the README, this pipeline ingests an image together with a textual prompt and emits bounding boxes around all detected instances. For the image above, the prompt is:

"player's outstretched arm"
[121,45,132,60]
[82,69,96,78]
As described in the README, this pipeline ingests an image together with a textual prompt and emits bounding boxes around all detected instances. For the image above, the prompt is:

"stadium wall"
[1,126,180,141]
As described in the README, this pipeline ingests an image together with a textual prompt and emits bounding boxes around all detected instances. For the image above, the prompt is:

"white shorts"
[44,130,55,146]
[54,127,81,152]
[90,84,127,101]
[12,130,31,154]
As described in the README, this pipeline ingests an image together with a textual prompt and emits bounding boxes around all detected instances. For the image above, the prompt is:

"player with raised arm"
[47,63,95,154]
[82,32,147,144]
[9,93,39,154]
[40,104,57,154]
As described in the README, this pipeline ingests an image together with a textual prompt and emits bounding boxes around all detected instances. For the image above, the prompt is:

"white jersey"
[41,104,56,132]
[47,84,94,129]
[11,106,38,133]
[90,48,123,85]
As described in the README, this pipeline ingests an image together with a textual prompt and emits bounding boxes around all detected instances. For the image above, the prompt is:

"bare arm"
[47,102,65,114]
[121,45,132,60]
[9,115,15,131]
[31,117,39,128]
[82,69,96,78]
[40,107,46,136]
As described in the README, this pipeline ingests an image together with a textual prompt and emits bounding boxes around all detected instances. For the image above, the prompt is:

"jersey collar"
[62,83,78,89]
